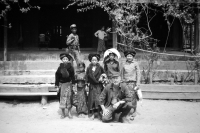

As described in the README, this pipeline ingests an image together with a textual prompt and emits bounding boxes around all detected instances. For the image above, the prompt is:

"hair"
[77,62,85,69]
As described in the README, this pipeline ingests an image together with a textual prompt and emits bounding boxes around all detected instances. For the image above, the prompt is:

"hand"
[102,108,110,116]
[119,101,125,104]
[113,102,120,109]
[134,86,139,90]
[55,86,59,93]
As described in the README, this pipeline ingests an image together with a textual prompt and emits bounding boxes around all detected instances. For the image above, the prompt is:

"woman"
[55,53,75,119]
[86,53,105,120]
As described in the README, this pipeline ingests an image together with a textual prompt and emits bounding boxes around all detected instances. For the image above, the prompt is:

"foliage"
[66,0,199,53]
[0,0,40,19]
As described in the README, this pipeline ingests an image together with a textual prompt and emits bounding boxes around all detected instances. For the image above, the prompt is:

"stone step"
[0,69,194,76]
[0,75,54,84]
[0,71,198,84]
[0,60,196,71]
[0,84,200,99]
[0,49,196,61]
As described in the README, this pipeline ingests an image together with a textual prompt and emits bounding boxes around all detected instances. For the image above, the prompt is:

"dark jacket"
[99,83,132,108]
[86,63,104,85]
[55,63,75,86]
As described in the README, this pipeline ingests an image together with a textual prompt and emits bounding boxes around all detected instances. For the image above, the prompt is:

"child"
[104,52,120,82]
[55,53,75,119]
[74,62,88,117]
[121,49,141,120]
[86,53,105,120]
[94,26,107,56]
[66,24,80,65]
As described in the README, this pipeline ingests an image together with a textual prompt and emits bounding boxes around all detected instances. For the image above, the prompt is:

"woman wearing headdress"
[55,53,75,119]
[86,53,105,120]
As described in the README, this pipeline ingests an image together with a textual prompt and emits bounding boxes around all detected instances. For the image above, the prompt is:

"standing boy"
[94,26,107,56]
[121,49,141,120]
[66,24,81,65]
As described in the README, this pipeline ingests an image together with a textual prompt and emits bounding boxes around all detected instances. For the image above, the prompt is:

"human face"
[109,53,115,60]
[101,26,105,31]
[72,28,77,34]
[79,65,85,71]
[91,57,98,65]
[112,77,121,86]
[62,57,69,64]
[126,54,134,62]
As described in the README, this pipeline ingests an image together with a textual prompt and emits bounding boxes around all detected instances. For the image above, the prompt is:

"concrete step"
[0,84,200,99]
[0,49,196,61]
[0,75,54,84]
[0,71,198,84]
[0,69,195,76]
[0,60,196,71]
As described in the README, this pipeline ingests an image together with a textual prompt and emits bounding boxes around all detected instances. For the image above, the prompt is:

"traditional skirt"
[75,87,88,114]
[59,82,73,109]
[97,39,106,53]
[88,84,102,111]
[126,81,138,108]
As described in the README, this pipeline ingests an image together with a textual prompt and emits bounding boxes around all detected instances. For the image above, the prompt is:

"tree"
[65,0,200,54]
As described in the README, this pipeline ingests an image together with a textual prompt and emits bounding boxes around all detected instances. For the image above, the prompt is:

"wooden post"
[41,96,48,105]
[4,14,7,61]
[112,21,117,48]
[195,6,200,54]
[170,78,175,85]
[194,71,198,85]
[149,71,153,84]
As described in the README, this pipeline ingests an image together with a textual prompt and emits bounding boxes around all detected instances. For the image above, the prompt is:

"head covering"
[109,52,116,56]
[77,62,85,69]
[60,53,73,61]
[70,24,77,30]
[124,49,136,57]
[88,53,100,62]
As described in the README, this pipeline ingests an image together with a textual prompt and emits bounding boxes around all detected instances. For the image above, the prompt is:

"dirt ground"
[0,99,200,133]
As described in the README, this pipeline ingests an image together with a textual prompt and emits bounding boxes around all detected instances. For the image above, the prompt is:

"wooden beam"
[4,14,7,61]
[195,6,200,54]
[140,84,200,92]
[0,92,57,96]
[143,92,200,99]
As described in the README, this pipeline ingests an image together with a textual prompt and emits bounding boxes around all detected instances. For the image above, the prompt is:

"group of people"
[55,24,141,123]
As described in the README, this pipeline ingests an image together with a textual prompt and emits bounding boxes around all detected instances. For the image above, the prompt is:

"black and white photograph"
[0,0,200,133]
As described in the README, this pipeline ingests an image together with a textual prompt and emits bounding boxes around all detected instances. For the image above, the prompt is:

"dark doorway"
[39,5,112,49]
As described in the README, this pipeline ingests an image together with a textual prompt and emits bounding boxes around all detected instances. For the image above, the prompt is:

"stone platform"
[0,49,199,84]
[0,48,197,61]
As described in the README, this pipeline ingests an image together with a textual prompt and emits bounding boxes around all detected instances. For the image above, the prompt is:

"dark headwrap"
[88,53,100,62]
[60,53,73,61]
[124,49,136,57]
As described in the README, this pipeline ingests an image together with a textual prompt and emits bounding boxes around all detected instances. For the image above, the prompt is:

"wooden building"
[0,0,200,55]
